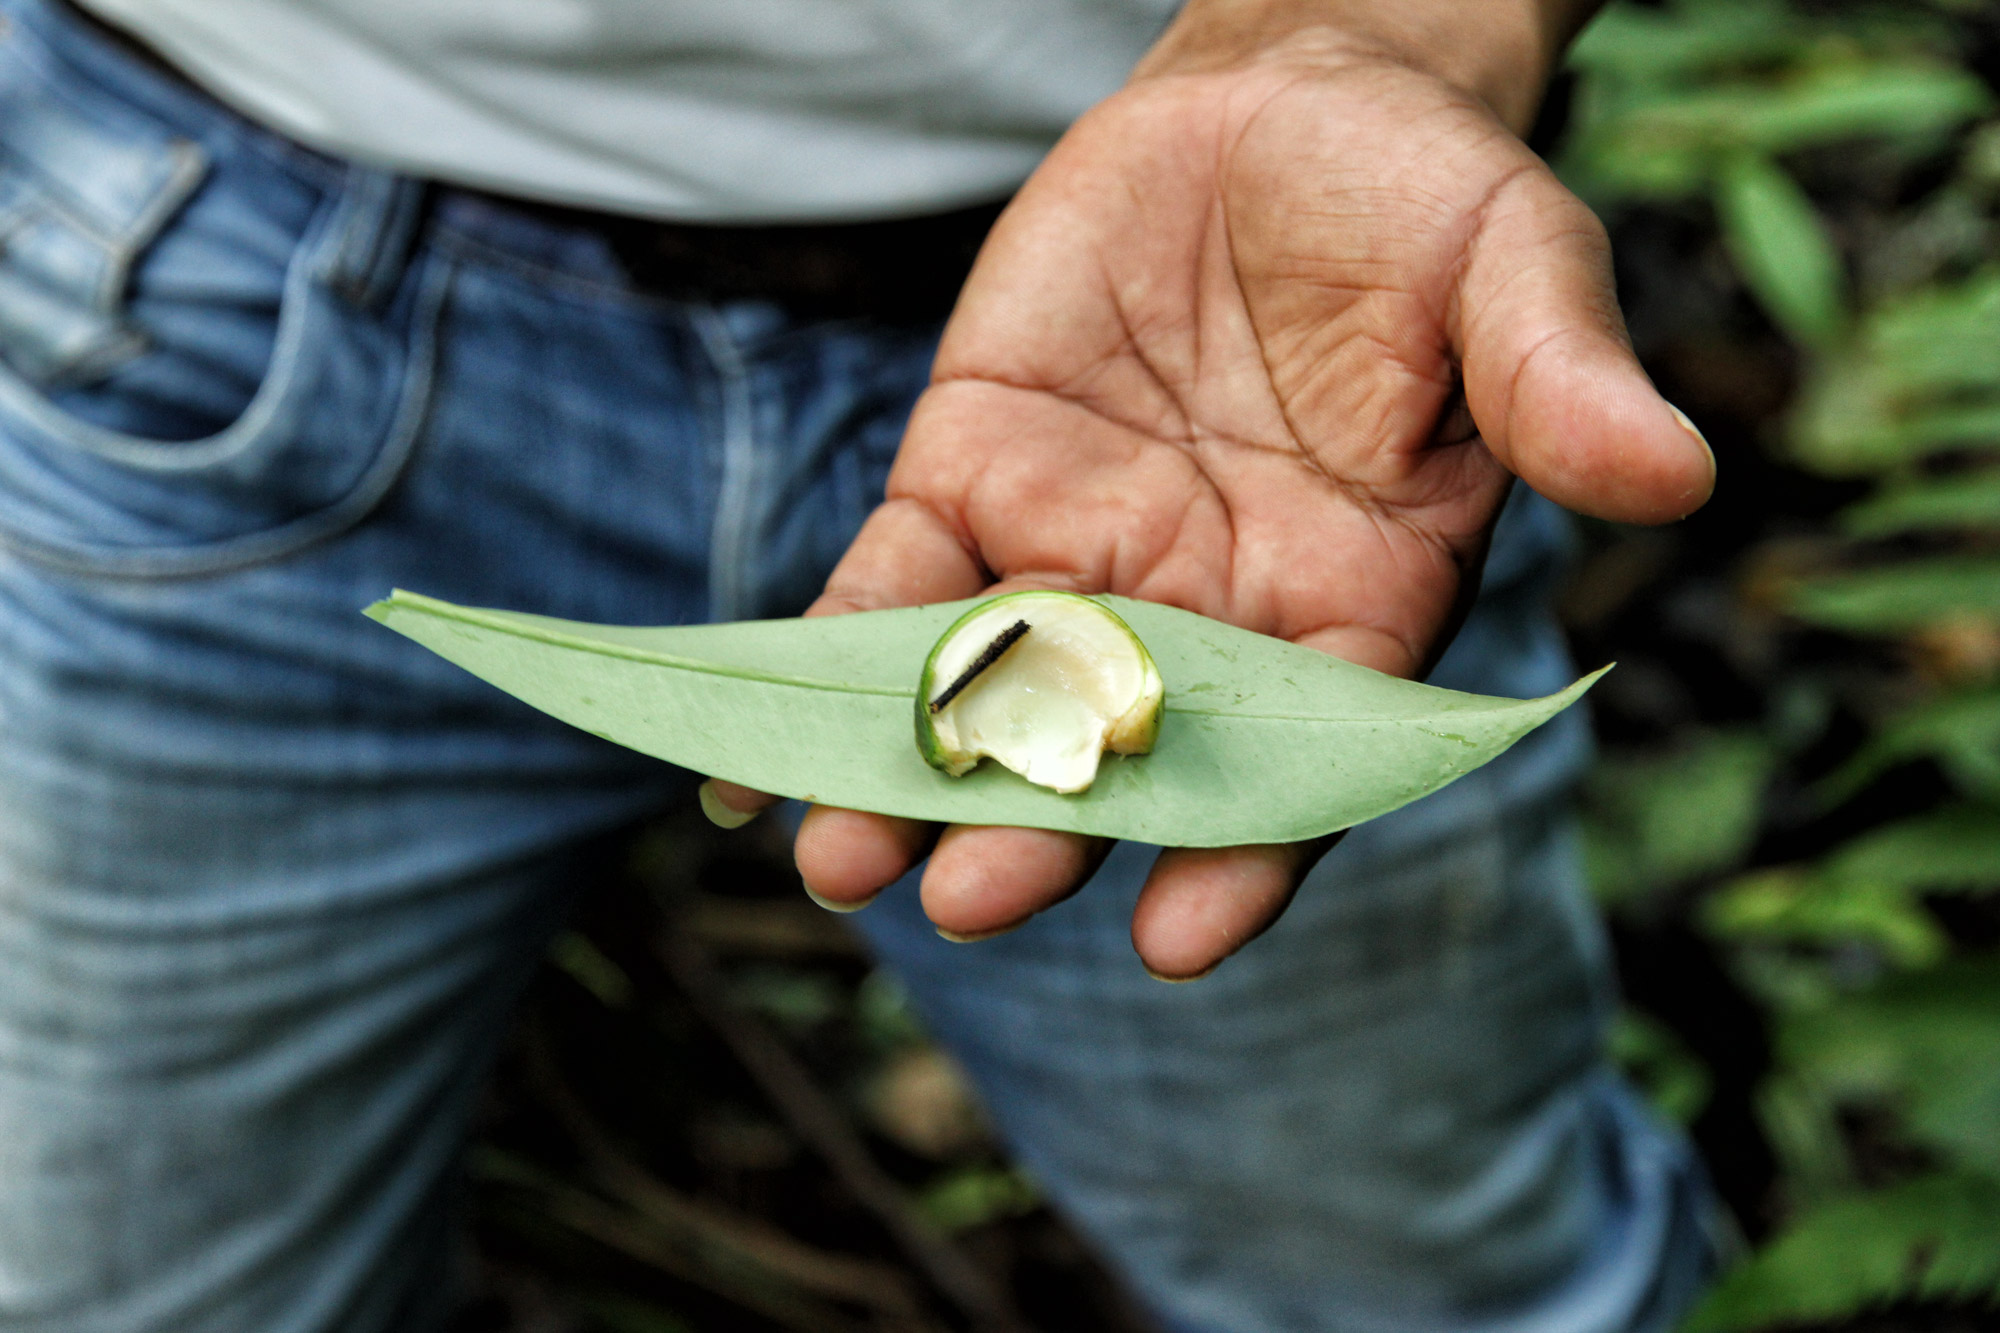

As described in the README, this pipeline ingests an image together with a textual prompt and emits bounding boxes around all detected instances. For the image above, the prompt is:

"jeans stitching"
[690,304,764,622]
[94,136,207,310]
[0,43,211,343]
[320,172,425,313]
[0,249,451,577]
[0,166,377,472]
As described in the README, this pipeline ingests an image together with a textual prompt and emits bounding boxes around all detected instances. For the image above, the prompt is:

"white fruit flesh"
[924,593,1163,793]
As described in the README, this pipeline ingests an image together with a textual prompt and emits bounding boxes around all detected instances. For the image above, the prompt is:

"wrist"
[1131,0,1603,134]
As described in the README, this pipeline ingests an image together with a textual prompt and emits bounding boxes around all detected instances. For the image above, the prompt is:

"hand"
[707,5,1713,979]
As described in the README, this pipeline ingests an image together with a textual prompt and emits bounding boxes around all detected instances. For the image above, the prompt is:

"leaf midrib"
[377,594,1543,724]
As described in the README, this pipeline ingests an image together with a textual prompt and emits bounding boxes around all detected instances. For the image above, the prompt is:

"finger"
[1130,837,1336,981]
[795,805,940,912]
[810,494,986,616]
[1456,166,1715,526]
[921,825,1113,941]
[698,778,782,830]
[1290,623,1429,679]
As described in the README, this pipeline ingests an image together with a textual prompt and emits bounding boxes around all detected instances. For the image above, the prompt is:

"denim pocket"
[0,45,203,390]
[0,7,441,577]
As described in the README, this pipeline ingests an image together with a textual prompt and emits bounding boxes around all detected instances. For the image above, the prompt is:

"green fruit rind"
[914,591,1164,794]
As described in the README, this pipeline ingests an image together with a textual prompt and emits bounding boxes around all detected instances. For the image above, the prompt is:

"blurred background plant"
[1558,0,2000,1327]
[456,1,2000,1328]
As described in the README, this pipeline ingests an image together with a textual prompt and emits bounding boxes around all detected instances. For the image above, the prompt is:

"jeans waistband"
[506,192,1004,322]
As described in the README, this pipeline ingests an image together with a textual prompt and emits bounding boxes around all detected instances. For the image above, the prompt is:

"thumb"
[808,491,988,617]
[1456,166,1714,525]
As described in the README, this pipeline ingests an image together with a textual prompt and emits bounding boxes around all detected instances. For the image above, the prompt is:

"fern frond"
[1684,1173,2000,1331]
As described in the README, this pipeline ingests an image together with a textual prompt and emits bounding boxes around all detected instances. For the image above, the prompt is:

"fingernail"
[803,884,877,915]
[935,922,1023,944]
[699,780,760,830]
[1667,403,1716,478]
[1145,961,1221,984]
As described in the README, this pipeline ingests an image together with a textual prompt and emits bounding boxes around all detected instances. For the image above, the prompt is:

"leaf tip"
[1524,663,1614,718]
[362,589,436,626]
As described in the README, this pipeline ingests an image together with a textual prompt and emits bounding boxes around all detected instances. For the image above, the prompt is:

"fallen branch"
[655,925,1031,1333]
[522,1019,935,1324]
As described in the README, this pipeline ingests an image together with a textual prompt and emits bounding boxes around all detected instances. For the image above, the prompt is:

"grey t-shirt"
[78,0,1179,221]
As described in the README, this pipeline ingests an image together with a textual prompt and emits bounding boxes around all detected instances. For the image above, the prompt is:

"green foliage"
[1610,1010,1715,1125]
[1792,270,2000,474]
[552,930,636,1010]
[1563,0,1986,204]
[1583,729,1775,905]
[1780,556,2000,635]
[1781,958,2000,1176]
[1704,868,1949,968]
[728,966,845,1032]
[1840,466,2000,537]
[1684,1173,2000,1332]
[1715,152,1848,348]
[1823,693,2000,802]
[1563,2,2000,1328]
[581,1295,699,1333]
[855,972,929,1053]
[1565,0,1811,90]
[916,1167,1040,1234]
[1818,806,2000,894]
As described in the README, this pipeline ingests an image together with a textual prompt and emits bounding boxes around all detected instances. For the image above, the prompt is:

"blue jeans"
[0,2,1719,1329]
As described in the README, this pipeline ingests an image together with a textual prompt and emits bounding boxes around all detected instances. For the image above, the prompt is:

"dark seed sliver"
[929,620,1030,713]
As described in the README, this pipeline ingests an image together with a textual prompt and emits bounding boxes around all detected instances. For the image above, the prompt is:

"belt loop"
[318,168,427,311]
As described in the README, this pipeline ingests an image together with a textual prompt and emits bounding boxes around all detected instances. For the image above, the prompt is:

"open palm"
[721,42,1712,978]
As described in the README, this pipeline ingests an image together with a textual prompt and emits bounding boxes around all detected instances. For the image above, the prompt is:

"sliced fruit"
[915,591,1164,794]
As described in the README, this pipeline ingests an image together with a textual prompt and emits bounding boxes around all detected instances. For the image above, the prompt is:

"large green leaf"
[365,591,1602,848]
[1685,1172,2000,1331]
